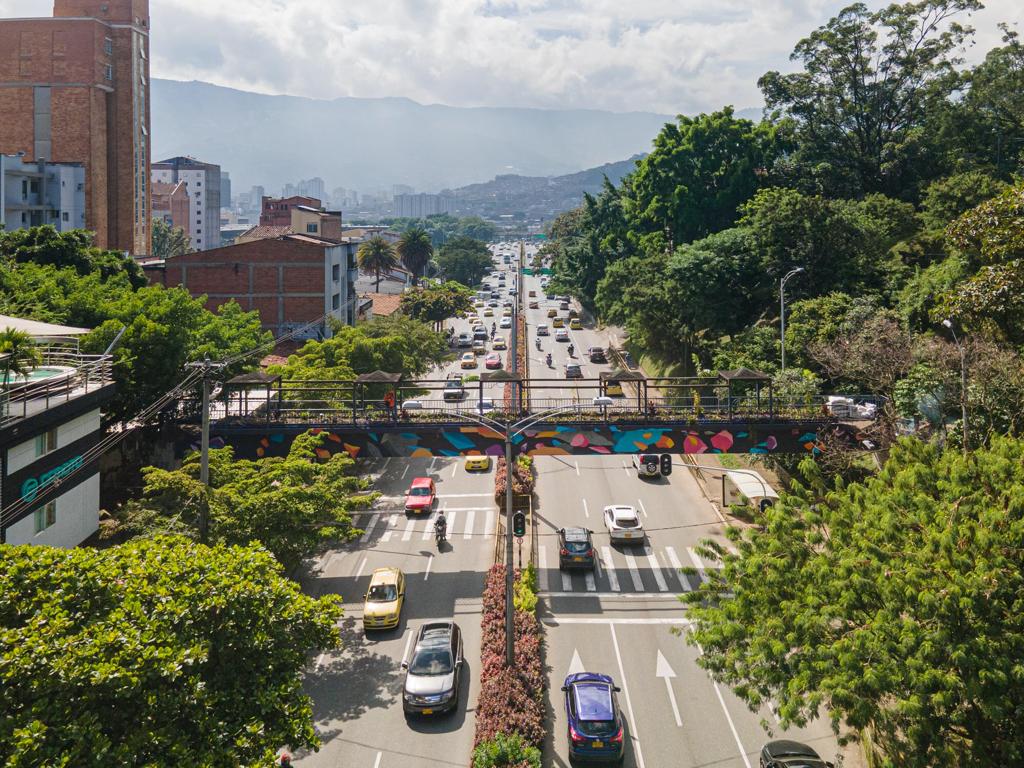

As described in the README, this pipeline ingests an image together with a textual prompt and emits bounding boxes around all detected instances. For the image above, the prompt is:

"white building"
[151,156,222,251]
[0,154,85,233]
[394,193,453,218]
[0,315,116,548]
[298,177,326,202]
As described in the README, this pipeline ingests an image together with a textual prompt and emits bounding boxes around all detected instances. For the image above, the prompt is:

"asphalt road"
[533,459,843,768]
[294,456,499,768]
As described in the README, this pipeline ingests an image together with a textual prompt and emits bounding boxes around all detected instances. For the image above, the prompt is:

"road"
[294,456,499,768]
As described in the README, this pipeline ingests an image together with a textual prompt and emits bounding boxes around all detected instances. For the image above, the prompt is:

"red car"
[484,352,502,370]
[405,477,436,514]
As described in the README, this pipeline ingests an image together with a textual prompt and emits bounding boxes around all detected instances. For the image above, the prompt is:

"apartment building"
[259,195,321,227]
[151,156,221,251]
[0,153,85,233]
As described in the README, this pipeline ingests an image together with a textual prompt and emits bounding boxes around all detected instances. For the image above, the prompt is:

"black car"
[760,740,834,768]
[588,347,607,363]
[558,527,596,569]
[402,622,464,716]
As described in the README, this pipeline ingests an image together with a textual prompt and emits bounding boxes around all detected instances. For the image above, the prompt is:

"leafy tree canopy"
[150,218,192,262]
[400,281,474,328]
[0,535,341,767]
[0,225,145,288]
[435,235,493,287]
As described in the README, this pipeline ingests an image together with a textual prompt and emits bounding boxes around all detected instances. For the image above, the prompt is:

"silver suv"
[402,622,464,716]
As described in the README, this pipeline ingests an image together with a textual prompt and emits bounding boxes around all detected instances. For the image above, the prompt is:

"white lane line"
[444,510,457,540]
[451,461,458,478]
[429,457,437,472]
[711,664,752,768]
[360,513,383,543]
[610,625,647,768]
[540,591,682,599]
[401,518,416,541]
[380,514,398,543]
[645,546,669,592]
[687,547,707,582]
[400,463,410,479]
[354,556,367,580]
[463,508,476,539]
[422,509,438,540]
[638,499,648,518]
[662,548,684,589]
[575,460,580,476]
[424,553,434,581]
[484,508,496,536]
[545,617,691,625]
[584,569,597,591]
[624,551,645,591]
[373,751,382,768]
[561,568,573,591]
[538,546,550,592]
[582,499,590,518]
[601,546,620,592]
[623,461,631,476]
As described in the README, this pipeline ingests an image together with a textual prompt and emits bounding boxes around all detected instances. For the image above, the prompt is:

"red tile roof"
[365,293,404,317]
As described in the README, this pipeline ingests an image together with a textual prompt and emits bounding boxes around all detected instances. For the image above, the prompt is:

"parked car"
[404,477,436,514]
[759,740,834,768]
[561,673,625,764]
[558,527,596,569]
[485,353,502,369]
[603,504,645,542]
[363,567,405,630]
[402,622,464,716]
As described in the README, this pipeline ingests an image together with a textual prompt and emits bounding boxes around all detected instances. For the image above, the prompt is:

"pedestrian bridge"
[191,370,878,460]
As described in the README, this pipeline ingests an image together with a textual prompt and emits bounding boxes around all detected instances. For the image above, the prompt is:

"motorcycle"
[546,353,553,367]
[434,519,447,545]
[535,338,542,351]
[567,344,575,358]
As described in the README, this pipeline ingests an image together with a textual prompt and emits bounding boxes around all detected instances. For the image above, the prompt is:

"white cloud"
[1,0,1022,113]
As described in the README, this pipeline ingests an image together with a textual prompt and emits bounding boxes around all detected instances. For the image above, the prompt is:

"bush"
[494,456,535,502]
[475,565,545,751]
[472,720,543,768]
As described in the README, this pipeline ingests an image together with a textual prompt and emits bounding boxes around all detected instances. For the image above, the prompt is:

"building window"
[196,181,202,187]
[332,293,340,310]
[62,211,69,222]
[306,223,318,233]
[104,37,113,55]
[35,428,57,458]
[105,65,113,80]
[332,264,340,282]
[34,500,57,534]
[29,180,39,194]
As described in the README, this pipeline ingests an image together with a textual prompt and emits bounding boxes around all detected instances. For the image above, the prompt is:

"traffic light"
[512,511,527,537]
[660,453,673,476]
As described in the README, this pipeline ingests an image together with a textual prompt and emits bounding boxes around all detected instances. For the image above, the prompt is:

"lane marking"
[711,665,753,768]
[463,508,476,539]
[624,551,645,591]
[538,545,550,592]
[574,461,580,476]
[624,462,631,476]
[582,499,589,518]
[645,546,669,592]
[610,625,647,768]
[424,553,433,581]
[544,617,691,625]
[561,568,573,591]
[359,514,383,543]
[354,556,367,580]
[656,650,683,728]
[422,509,439,540]
[601,546,620,592]
[373,751,382,768]
[638,499,648,518]
[380,514,397,543]
[484,508,495,536]
[451,461,458,478]
[401,518,416,541]
[584,569,597,592]
[429,457,437,472]
[400,464,410,479]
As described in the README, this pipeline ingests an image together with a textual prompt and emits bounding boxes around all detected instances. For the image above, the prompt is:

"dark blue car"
[561,672,625,765]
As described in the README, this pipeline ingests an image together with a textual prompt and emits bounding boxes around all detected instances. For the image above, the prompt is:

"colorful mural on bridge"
[212,421,855,461]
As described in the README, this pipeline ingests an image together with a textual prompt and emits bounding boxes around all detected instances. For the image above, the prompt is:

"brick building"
[0,0,151,255]
[260,195,320,227]
[150,179,189,231]
[148,234,359,338]
[237,205,343,244]
[151,156,220,251]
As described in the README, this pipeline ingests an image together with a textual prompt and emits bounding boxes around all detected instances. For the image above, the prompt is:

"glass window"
[105,65,113,80]
[104,37,113,55]
[35,428,57,458]
[332,264,340,282]
[34,500,56,534]
[332,294,340,310]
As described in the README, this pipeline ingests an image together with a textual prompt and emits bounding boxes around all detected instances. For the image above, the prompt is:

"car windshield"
[409,647,453,676]
[409,487,431,496]
[367,584,397,602]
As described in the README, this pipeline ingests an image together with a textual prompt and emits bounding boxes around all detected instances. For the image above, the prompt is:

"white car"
[554,328,569,341]
[603,505,645,542]
[536,324,549,336]
[500,317,512,329]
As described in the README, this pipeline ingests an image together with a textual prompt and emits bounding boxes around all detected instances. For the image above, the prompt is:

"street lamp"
[780,267,804,373]
[459,404,582,666]
[942,319,969,455]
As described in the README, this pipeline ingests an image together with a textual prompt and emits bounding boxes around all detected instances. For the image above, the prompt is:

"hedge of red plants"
[474,564,545,750]
[494,456,535,503]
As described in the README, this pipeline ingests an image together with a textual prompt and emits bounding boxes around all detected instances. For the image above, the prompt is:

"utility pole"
[780,267,804,373]
[942,319,969,455]
[187,356,225,542]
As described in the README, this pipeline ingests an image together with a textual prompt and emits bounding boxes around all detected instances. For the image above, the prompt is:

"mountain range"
[151,79,674,194]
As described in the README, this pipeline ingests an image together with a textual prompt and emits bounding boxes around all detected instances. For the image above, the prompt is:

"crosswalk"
[537,544,723,595]
[352,508,498,543]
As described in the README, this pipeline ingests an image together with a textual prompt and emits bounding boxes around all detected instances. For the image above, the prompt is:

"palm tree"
[0,328,42,386]
[357,236,399,292]
[397,227,434,284]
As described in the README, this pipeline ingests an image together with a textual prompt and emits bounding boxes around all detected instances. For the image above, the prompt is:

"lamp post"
[780,267,804,373]
[460,404,581,666]
[942,319,969,455]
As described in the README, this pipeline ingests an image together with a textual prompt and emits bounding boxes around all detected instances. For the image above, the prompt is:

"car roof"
[607,505,637,519]
[562,527,590,542]
[369,567,401,585]
[411,477,433,488]
[763,741,821,759]
[417,621,455,647]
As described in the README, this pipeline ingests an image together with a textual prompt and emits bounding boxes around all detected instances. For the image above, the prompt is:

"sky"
[2,0,1022,115]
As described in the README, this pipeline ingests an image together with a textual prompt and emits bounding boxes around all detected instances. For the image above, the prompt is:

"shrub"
[494,456,535,502]
[514,563,538,613]
[472,731,542,768]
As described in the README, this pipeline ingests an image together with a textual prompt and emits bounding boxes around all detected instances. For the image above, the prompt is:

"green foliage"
[357,235,399,292]
[383,214,498,246]
[121,433,376,569]
[918,172,1008,233]
[946,182,1024,268]
[0,535,342,767]
[472,732,542,768]
[400,281,474,327]
[0,328,42,381]
[685,436,1024,767]
[150,218,192,261]
[0,225,145,288]
[513,563,538,614]
[435,235,493,286]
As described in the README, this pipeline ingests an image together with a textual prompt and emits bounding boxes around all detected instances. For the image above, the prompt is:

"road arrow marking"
[656,650,682,727]
[568,648,585,676]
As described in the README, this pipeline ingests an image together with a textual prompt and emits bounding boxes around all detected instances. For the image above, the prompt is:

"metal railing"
[0,350,114,426]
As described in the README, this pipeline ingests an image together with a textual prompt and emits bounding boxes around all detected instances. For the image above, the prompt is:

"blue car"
[561,672,625,764]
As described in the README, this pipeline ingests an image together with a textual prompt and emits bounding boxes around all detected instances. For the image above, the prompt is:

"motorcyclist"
[546,353,553,367]
[491,322,496,333]
[434,512,447,542]
[535,337,542,350]
[567,343,575,357]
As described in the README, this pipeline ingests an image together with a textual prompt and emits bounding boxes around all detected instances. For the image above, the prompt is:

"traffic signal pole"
[504,432,515,667]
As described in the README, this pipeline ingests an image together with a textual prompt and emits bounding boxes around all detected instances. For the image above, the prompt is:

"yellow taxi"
[605,381,624,397]
[484,308,494,317]
[460,352,477,369]
[363,567,405,630]
[464,455,492,472]
[502,308,512,316]
[547,308,558,318]
[493,336,507,350]
[552,317,565,328]
[569,318,583,330]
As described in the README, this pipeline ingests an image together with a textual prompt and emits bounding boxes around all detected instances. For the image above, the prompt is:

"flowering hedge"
[473,564,546,761]
[494,456,535,503]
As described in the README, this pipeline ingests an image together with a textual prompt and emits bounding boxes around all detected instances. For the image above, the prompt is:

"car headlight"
[404,692,415,702]
[440,688,456,700]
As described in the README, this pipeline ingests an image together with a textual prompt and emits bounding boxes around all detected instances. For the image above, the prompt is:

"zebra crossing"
[352,508,498,544]
[536,544,723,596]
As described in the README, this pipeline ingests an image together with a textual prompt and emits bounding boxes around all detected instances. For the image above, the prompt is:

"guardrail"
[0,352,114,426]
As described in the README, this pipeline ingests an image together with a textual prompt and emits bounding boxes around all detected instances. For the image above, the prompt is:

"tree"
[0,535,341,767]
[400,281,473,330]
[357,235,399,292]
[0,225,145,288]
[624,108,781,249]
[0,327,42,384]
[686,436,1024,768]
[150,218,192,261]
[759,1,981,198]
[435,235,493,287]
[353,314,450,372]
[119,432,376,569]
[397,227,434,282]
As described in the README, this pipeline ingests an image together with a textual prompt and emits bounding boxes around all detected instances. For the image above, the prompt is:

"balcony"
[1,343,114,426]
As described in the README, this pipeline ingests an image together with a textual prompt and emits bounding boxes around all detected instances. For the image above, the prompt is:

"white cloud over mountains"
[2,0,1022,114]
